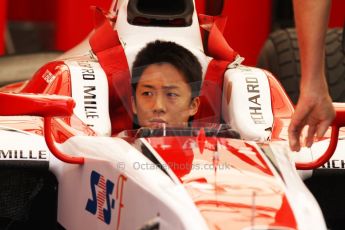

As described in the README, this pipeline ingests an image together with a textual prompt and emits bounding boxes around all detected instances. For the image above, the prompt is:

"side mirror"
[296,103,345,169]
[0,92,75,116]
[0,92,84,164]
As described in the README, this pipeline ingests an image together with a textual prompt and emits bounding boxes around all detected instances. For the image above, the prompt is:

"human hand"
[288,83,335,152]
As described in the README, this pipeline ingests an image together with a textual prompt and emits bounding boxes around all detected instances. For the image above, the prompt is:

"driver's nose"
[152,94,166,114]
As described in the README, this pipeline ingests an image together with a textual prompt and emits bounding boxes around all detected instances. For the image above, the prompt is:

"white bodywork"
[53,136,209,230]
[0,126,328,229]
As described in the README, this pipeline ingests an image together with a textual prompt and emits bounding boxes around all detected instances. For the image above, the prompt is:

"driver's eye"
[167,92,178,97]
[142,91,153,96]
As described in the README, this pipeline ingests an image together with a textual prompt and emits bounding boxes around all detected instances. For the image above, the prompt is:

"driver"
[131,40,202,128]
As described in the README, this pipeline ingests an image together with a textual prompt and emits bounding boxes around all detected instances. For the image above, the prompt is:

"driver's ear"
[131,96,137,115]
[189,96,200,116]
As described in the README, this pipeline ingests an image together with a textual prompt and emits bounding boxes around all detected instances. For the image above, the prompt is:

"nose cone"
[147,136,297,230]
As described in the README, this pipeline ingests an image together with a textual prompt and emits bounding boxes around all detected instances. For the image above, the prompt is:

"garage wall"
[1,0,344,63]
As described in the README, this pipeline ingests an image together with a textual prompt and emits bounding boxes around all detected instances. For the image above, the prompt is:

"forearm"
[289,0,335,151]
[293,0,331,88]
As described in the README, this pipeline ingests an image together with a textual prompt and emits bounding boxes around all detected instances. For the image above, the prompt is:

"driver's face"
[132,63,200,128]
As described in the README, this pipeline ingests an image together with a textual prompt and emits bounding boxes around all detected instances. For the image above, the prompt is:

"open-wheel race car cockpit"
[0,0,345,229]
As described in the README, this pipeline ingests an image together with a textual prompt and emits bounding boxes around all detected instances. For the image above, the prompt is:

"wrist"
[300,72,328,92]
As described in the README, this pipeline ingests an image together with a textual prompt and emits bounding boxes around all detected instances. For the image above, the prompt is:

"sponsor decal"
[246,76,266,125]
[85,170,127,228]
[42,69,56,83]
[69,59,111,135]
[322,159,345,169]
[76,61,100,127]
[78,60,96,80]
[0,149,48,160]
[84,86,99,120]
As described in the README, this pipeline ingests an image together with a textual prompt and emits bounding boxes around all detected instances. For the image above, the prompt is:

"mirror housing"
[0,92,75,117]
[0,92,84,164]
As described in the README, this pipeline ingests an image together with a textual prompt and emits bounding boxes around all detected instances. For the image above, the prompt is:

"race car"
[1,0,345,229]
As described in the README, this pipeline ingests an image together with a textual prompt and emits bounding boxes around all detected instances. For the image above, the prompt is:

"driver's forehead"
[137,63,189,88]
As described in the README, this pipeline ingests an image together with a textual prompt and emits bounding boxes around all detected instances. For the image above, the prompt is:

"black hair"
[131,40,202,98]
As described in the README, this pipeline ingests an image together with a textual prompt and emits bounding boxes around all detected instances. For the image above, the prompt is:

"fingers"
[288,102,310,151]
[306,103,335,146]
[316,104,335,137]
[288,119,304,152]
[316,119,332,138]
[289,132,301,152]
[304,117,333,148]
[306,124,316,147]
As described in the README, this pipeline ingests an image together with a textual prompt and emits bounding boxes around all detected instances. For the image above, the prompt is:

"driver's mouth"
[149,118,167,128]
